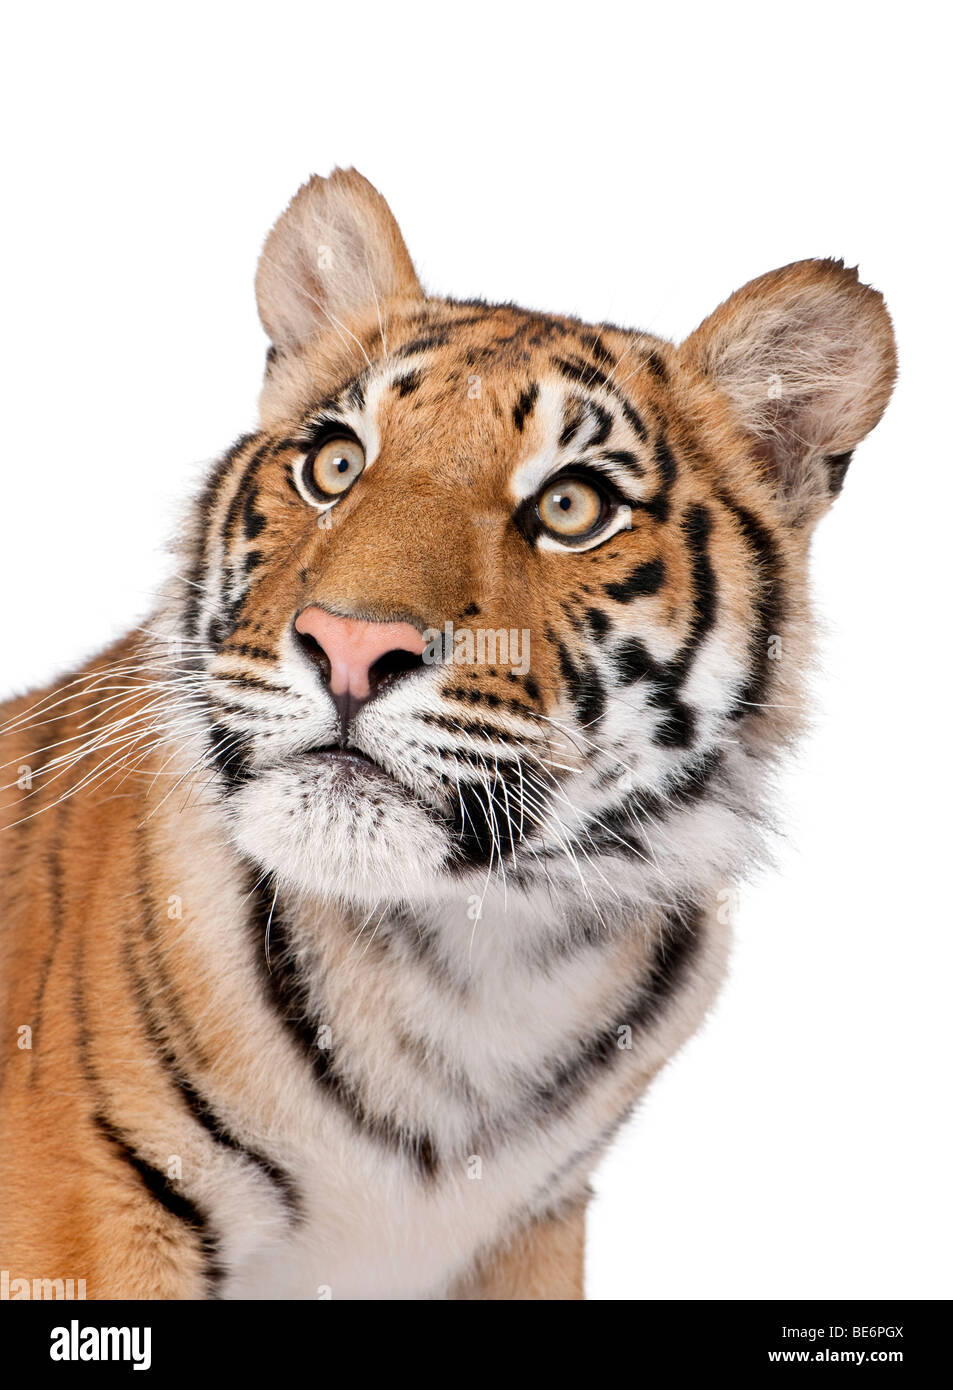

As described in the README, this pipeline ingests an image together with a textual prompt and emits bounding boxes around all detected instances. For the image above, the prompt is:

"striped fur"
[0,169,896,1299]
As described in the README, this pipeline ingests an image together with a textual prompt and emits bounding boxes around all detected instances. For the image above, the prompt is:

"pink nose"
[294,606,426,701]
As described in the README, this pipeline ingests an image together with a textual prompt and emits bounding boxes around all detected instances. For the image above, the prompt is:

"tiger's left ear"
[680,259,897,523]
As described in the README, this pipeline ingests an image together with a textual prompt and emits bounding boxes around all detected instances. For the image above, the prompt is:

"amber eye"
[305,437,365,498]
[537,477,606,538]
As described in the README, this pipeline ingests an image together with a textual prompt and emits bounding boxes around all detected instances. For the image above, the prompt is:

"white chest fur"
[194,889,728,1299]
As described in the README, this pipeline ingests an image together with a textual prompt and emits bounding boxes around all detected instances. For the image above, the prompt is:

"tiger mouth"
[299,744,395,784]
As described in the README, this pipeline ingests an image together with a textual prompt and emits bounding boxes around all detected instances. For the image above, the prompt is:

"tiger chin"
[0,168,895,1300]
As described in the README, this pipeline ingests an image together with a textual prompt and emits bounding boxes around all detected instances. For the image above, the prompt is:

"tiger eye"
[537,478,604,537]
[309,437,365,496]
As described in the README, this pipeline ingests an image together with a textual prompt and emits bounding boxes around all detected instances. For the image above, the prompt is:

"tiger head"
[165,168,895,920]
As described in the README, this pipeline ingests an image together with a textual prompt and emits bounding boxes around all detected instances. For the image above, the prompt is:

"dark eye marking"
[512,382,539,432]
[514,466,626,547]
[603,558,666,603]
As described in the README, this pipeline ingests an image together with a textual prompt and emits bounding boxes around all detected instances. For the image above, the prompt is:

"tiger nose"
[293,606,426,702]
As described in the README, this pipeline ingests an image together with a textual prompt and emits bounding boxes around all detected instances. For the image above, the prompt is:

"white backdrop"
[3,2,949,1299]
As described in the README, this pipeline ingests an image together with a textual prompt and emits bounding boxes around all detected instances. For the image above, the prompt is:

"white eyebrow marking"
[508,377,651,504]
[507,380,569,501]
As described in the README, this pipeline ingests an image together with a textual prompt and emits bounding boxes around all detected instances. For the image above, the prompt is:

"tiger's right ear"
[255,167,423,354]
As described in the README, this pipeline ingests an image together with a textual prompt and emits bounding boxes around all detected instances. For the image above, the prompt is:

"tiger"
[0,168,896,1300]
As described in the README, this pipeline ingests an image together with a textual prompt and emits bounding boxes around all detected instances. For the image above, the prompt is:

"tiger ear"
[255,167,423,353]
[680,259,897,522]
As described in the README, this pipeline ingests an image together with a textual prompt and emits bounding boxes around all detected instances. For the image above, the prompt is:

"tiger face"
[163,169,895,919]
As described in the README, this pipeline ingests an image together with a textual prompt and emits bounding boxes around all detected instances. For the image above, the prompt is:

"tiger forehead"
[310,303,670,487]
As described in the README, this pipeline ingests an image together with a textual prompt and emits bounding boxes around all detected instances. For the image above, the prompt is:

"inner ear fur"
[680,259,897,522]
[255,167,423,354]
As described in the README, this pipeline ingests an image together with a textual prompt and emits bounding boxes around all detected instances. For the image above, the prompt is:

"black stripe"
[611,503,716,749]
[71,940,223,1295]
[246,875,439,1180]
[601,447,645,478]
[219,641,277,663]
[393,368,423,398]
[512,382,539,432]
[643,349,668,382]
[419,711,535,747]
[91,1111,224,1288]
[553,357,649,445]
[553,353,615,395]
[443,685,538,719]
[205,720,254,792]
[619,397,648,442]
[615,630,698,747]
[587,401,613,447]
[586,606,611,640]
[581,749,724,855]
[128,839,303,1221]
[241,483,267,542]
[714,488,785,718]
[518,903,702,1118]
[211,670,287,695]
[207,697,289,723]
[641,433,677,523]
[451,774,522,866]
[220,442,271,558]
[555,638,605,728]
[826,449,854,496]
[395,330,452,357]
[559,395,587,447]
[578,331,617,369]
[672,504,718,672]
[183,433,258,641]
[444,745,546,868]
[603,557,666,603]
